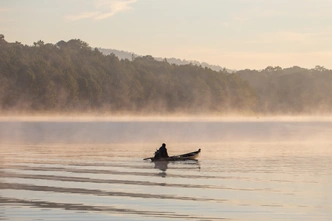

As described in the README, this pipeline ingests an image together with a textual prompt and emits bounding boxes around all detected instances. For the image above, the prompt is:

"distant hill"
[235,65,332,113]
[0,38,255,114]
[98,48,232,72]
[98,48,136,61]
[3,36,331,115]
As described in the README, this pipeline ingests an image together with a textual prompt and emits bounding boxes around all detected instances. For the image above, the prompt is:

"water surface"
[1,119,332,220]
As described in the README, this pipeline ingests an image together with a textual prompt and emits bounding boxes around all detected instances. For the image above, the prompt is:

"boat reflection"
[154,161,169,177]
[153,160,201,178]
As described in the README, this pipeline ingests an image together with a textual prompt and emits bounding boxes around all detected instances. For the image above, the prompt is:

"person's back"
[158,143,168,158]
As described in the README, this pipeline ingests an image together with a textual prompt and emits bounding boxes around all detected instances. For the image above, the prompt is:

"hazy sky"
[1,0,332,70]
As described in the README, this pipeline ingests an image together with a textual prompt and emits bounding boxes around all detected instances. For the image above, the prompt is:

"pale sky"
[1,0,332,70]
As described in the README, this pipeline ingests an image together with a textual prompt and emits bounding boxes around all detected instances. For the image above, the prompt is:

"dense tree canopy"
[0,36,256,114]
[1,36,332,115]
[236,66,332,114]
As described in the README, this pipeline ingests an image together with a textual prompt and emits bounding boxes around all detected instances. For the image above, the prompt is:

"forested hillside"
[236,66,332,114]
[0,36,256,114]
[1,35,332,115]
[98,48,229,72]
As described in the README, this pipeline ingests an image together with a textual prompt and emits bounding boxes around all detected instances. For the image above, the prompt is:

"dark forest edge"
[1,35,332,115]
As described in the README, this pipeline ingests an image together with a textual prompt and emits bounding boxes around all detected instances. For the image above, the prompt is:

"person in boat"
[155,143,169,158]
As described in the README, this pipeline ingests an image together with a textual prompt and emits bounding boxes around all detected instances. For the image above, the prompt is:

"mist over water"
[1,116,332,221]
[1,116,332,144]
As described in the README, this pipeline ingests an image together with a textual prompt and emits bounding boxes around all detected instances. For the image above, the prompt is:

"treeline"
[236,66,332,114]
[0,35,256,114]
[1,35,332,115]
[99,48,229,72]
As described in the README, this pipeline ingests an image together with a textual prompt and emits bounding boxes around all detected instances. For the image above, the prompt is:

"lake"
[1,117,332,220]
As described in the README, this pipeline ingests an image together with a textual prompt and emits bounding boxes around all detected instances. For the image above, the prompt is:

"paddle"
[144,149,159,160]
[143,157,154,160]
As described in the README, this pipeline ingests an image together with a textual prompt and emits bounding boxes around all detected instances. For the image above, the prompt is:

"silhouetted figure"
[154,143,169,159]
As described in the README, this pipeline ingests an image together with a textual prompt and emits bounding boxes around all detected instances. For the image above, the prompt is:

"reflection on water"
[154,161,169,178]
[154,161,169,172]
[153,161,200,178]
[0,196,227,220]
[1,120,332,221]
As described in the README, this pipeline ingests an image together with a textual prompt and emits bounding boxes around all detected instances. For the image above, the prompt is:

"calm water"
[1,118,332,220]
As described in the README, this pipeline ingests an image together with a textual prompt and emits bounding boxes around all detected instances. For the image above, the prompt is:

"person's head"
[162,143,166,147]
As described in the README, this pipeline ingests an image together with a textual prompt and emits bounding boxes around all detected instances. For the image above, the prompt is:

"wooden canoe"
[144,149,201,161]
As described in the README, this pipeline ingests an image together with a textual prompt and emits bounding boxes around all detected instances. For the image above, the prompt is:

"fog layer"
[1,117,331,144]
